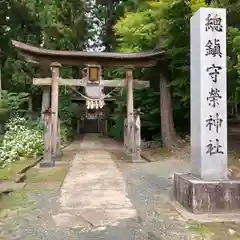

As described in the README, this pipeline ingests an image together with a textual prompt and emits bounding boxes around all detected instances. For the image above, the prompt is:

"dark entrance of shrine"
[80,119,99,133]
[80,109,105,133]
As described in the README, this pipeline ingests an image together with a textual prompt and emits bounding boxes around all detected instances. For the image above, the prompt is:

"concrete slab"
[53,134,136,229]
[52,212,90,228]
[61,189,133,209]
[80,208,137,227]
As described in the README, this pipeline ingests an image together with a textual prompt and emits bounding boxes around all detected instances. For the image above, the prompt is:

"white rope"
[59,78,126,101]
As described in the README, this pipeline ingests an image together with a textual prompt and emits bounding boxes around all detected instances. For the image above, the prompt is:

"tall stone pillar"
[190,8,227,180]
[173,7,240,214]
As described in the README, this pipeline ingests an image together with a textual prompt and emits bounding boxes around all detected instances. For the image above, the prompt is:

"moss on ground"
[0,157,37,181]
[188,222,240,240]
[0,191,30,212]
[26,165,69,184]
[25,152,74,184]
[0,151,74,219]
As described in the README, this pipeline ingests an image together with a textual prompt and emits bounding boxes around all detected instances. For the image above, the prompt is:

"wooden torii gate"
[12,40,164,166]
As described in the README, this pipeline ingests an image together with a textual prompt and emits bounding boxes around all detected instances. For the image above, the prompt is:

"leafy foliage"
[0,91,29,124]
[112,0,236,141]
[0,116,44,168]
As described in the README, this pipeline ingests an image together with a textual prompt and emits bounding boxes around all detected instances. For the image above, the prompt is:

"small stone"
[228,228,236,236]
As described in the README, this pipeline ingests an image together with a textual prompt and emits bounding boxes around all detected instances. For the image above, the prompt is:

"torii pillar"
[50,62,61,160]
[126,66,134,157]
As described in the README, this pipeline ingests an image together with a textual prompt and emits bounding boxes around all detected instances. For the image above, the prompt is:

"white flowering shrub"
[0,116,44,168]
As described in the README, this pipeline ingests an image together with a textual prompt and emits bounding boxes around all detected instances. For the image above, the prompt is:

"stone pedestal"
[173,173,240,214]
[40,158,55,168]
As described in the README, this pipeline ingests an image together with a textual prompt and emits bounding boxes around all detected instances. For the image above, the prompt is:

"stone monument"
[173,7,240,213]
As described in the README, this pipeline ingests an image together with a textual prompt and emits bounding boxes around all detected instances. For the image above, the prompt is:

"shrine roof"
[12,40,165,67]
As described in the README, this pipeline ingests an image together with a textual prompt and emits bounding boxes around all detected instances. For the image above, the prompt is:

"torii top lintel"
[12,40,165,68]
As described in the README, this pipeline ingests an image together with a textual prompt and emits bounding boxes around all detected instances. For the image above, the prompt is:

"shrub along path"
[1,134,240,239]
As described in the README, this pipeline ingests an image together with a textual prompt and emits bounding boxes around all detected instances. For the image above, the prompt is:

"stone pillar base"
[173,173,240,214]
[123,152,143,163]
[40,160,55,168]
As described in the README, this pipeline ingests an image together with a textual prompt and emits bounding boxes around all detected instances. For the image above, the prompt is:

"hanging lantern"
[42,107,53,127]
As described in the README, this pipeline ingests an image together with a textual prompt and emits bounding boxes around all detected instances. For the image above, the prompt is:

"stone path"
[1,134,215,239]
[52,134,136,229]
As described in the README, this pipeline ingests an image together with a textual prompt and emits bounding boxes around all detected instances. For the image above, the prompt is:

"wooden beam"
[33,78,150,88]
[33,78,84,86]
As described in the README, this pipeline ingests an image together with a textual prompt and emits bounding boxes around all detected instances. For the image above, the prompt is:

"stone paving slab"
[79,208,137,227]
[55,207,137,228]
[52,212,90,228]
[60,189,134,209]
[61,178,125,191]
[52,134,136,228]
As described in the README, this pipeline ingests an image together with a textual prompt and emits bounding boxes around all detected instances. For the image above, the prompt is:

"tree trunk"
[159,72,176,149]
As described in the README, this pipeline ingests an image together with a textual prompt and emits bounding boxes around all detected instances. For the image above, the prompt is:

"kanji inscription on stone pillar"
[191,8,227,180]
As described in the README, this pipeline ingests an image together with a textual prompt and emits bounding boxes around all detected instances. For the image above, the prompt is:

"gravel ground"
[0,157,199,240]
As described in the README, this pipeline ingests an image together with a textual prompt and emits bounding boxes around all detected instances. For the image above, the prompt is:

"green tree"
[113,0,209,148]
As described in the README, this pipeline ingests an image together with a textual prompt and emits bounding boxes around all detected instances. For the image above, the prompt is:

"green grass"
[0,191,30,212]
[25,151,73,184]
[0,157,37,181]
